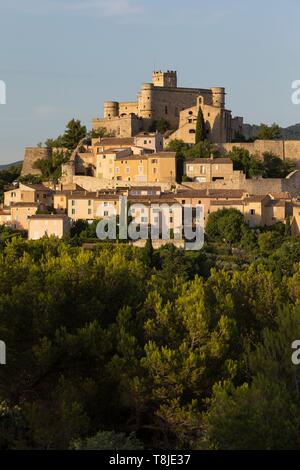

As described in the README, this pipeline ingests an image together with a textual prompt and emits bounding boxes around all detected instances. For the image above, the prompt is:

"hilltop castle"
[92,70,244,144]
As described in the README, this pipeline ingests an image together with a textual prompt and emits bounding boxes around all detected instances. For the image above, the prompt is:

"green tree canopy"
[256,123,281,140]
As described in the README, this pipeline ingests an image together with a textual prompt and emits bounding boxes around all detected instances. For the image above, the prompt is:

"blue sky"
[0,0,300,163]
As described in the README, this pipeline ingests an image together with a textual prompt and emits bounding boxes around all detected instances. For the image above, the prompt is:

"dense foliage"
[228,147,295,178]
[0,165,21,202]
[1,216,300,449]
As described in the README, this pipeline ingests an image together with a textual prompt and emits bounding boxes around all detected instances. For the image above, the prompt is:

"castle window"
[144,140,147,144]
[250,209,255,215]
[188,119,192,123]
[189,129,196,134]
[189,111,193,115]
[165,106,168,115]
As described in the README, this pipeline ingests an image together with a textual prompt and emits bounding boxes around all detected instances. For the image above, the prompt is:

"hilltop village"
[3,70,300,243]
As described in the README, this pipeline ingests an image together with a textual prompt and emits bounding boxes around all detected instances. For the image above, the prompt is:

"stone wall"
[181,170,300,196]
[21,147,52,176]
[92,115,143,137]
[218,140,300,162]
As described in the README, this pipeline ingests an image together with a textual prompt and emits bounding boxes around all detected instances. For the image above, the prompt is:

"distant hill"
[244,123,300,140]
[0,161,22,170]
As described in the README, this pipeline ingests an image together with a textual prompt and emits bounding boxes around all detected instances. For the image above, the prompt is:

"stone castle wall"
[218,140,300,162]
[21,147,52,176]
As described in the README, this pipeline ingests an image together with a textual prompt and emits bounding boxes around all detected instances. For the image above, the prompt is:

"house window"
[138,166,143,174]
[141,216,147,223]
[200,166,205,174]
[170,217,173,223]
[125,167,130,173]
[72,209,75,215]
[250,209,255,215]
[88,209,92,215]
[144,140,147,144]
[71,200,75,206]
[188,165,194,172]
[104,211,109,216]
[153,168,157,174]
[88,200,91,206]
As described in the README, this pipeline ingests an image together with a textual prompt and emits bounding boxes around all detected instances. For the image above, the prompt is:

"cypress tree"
[195,107,206,143]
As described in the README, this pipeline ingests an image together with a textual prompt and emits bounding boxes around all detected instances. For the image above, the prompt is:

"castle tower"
[21,147,52,176]
[61,160,75,185]
[211,87,225,108]
[138,83,154,121]
[152,70,177,88]
[103,101,119,118]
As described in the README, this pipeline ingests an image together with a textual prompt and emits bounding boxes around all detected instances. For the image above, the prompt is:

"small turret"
[211,87,225,108]
[104,101,119,118]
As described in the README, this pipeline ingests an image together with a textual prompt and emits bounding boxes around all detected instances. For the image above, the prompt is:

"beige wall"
[4,184,53,207]
[184,159,236,182]
[28,217,70,239]
[134,132,163,152]
[67,196,119,221]
[10,205,38,230]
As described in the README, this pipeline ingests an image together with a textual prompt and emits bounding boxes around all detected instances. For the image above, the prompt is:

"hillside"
[244,123,300,140]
